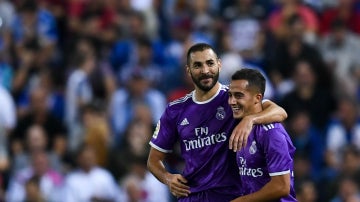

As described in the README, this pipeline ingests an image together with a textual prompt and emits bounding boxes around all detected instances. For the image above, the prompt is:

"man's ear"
[186,66,190,75]
[255,93,263,104]
[217,58,222,71]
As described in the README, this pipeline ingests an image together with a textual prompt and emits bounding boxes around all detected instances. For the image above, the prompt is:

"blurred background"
[0,0,359,201]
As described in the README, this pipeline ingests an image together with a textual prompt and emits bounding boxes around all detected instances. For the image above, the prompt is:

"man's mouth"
[231,106,242,113]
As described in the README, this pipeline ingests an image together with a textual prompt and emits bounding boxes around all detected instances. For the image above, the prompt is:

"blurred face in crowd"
[83,54,96,74]
[338,178,360,201]
[296,181,318,202]
[191,0,209,13]
[77,146,97,172]
[21,10,37,28]
[228,79,262,119]
[126,120,152,156]
[128,75,150,97]
[133,103,153,126]
[26,125,48,151]
[137,43,153,65]
[289,111,310,136]
[337,99,358,129]
[30,87,49,114]
[25,178,42,202]
[186,48,220,92]
[293,60,316,88]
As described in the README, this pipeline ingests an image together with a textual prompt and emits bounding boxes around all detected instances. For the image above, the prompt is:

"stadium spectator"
[325,97,360,170]
[319,0,360,35]
[65,49,95,151]
[11,124,63,174]
[109,66,166,145]
[23,175,45,202]
[11,86,67,156]
[286,111,325,181]
[295,179,318,202]
[81,101,111,168]
[318,18,360,98]
[10,0,58,67]
[121,156,170,202]
[6,150,63,202]
[330,177,360,202]
[267,0,319,44]
[279,59,337,130]
[62,144,124,202]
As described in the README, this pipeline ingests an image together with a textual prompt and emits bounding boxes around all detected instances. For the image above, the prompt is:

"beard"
[191,71,219,92]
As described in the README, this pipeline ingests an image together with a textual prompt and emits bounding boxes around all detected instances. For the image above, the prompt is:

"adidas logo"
[180,118,189,126]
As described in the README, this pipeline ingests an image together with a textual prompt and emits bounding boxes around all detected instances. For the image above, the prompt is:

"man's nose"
[200,64,210,73]
[228,96,236,105]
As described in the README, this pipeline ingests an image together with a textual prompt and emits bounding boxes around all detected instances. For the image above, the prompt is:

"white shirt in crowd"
[63,167,124,202]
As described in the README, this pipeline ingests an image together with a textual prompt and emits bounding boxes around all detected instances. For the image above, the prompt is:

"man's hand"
[229,115,254,152]
[165,173,191,198]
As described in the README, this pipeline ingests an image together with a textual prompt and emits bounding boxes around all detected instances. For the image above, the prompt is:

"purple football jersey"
[236,123,297,201]
[150,84,242,196]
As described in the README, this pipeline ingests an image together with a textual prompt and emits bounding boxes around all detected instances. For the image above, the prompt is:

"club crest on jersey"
[216,106,226,120]
[249,141,257,154]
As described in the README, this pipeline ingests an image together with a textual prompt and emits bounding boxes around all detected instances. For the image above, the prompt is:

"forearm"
[147,150,171,185]
[250,100,287,124]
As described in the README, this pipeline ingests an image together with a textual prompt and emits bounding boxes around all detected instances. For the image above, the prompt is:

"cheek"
[240,97,253,107]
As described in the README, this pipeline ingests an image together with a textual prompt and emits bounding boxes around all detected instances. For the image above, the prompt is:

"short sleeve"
[261,128,292,176]
[149,107,178,153]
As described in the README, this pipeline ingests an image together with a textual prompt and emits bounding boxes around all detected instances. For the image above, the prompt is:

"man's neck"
[194,82,220,102]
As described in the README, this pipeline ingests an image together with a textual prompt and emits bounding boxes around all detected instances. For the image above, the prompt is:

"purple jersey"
[236,123,297,201]
[150,84,242,196]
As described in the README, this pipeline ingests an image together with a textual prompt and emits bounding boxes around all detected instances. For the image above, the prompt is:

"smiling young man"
[147,43,288,202]
[228,69,297,202]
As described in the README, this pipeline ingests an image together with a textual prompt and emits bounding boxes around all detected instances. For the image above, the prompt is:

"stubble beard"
[191,72,219,92]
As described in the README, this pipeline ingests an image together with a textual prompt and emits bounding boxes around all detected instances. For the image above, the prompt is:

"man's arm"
[252,99,287,124]
[229,100,287,151]
[230,174,291,202]
[147,147,191,197]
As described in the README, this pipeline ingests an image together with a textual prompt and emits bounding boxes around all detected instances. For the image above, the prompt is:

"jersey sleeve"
[261,126,293,176]
[149,106,179,153]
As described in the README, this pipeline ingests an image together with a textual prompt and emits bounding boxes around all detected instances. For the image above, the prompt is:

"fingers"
[229,132,235,150]
[229,129,249,152]
[229,128,244,152]
[230,118,253,151]
[229,132,240,152]
[241,134,248,150]
[171,185,191,197]
[177,176,188,184]
[168,175,191,197]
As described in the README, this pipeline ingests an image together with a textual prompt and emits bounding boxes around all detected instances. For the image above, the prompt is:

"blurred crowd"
[0,0,359,201]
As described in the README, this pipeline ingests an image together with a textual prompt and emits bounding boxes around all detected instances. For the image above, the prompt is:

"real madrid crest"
[249,141,257,154]
[216,106,226,120]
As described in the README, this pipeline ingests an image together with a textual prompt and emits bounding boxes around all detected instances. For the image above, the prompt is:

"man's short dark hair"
[231,68,266,96]
[186,43,217,66]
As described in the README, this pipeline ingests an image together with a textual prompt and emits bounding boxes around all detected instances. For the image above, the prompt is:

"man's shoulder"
[254,123,285,133]
[168,91,193,107]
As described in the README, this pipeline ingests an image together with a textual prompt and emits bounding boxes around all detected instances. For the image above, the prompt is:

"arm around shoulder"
[251,99,287,124]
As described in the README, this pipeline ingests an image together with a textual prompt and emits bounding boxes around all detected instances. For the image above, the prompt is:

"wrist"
[163,173,171,186]
[245,114,256,125]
